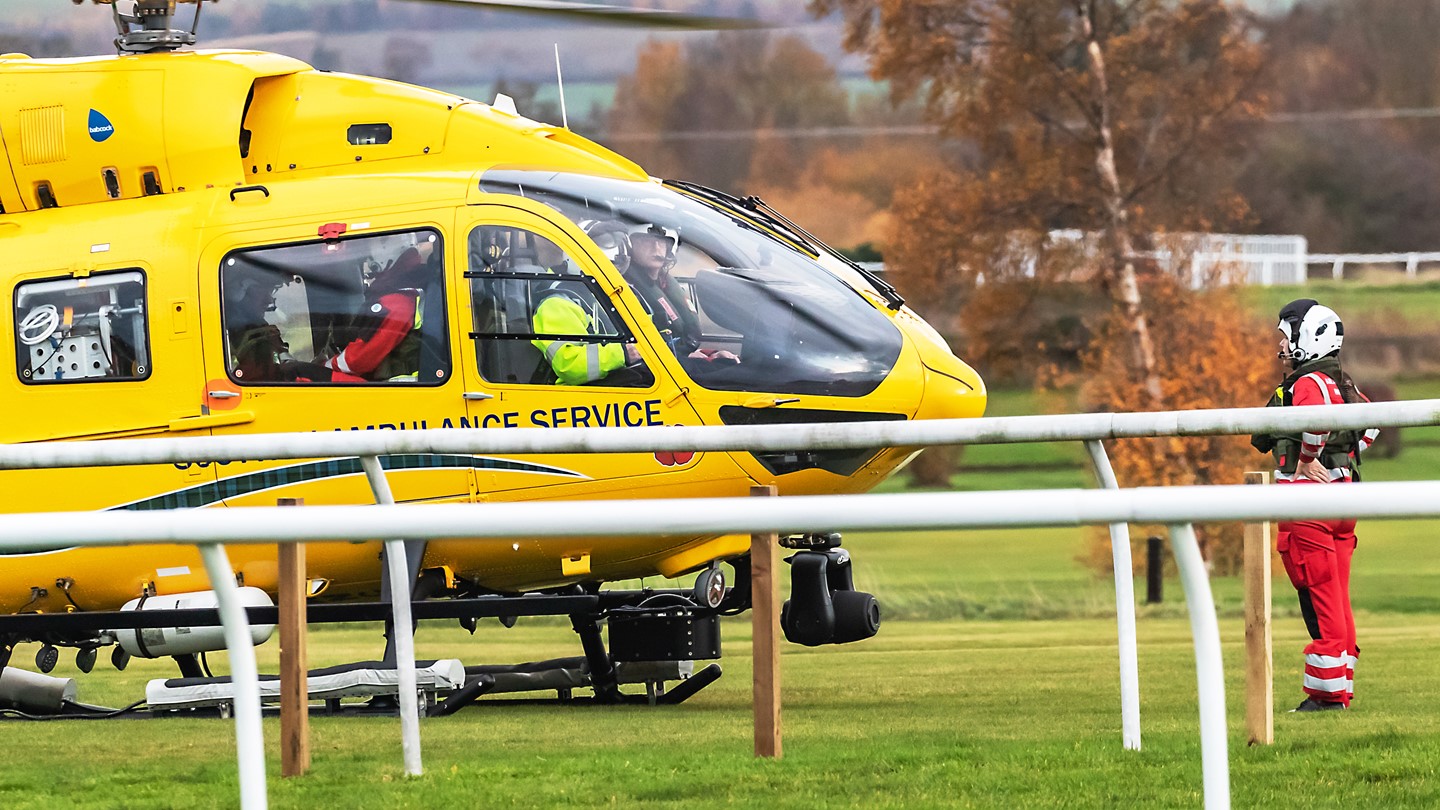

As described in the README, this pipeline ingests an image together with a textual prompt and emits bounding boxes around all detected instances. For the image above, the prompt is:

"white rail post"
[1084,440,1141,751]
[197,542,268,810]
[359,455,424,777]
[1332,258,1344,281]
[1407,253,1419,279]
[1168,523,1231,810]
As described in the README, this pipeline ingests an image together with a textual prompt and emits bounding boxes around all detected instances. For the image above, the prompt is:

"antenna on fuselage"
[553,43,569,130]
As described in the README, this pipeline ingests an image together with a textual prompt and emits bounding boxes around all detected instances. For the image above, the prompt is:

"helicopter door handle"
[742,396,800,409]
[207,390,241,399]
[168,411,256,431]
[229,185,270,201]
[462,391,495,401]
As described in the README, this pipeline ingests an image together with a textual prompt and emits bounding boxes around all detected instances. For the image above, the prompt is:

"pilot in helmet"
[581,219,632,275]
[628,223,679,288]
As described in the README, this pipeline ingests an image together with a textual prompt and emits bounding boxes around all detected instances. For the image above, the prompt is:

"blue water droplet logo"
[87,109,115,142]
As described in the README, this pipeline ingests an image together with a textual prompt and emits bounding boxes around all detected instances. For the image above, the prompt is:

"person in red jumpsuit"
[325,245,430,382]
[1252,299,1379,712]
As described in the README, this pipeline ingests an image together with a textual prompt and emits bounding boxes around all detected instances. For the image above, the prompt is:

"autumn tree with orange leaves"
[606,32,943,251]
[814,0,1276,568]
[607,32,849,193]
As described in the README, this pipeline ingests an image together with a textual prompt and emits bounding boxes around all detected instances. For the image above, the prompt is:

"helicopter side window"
[478,169,904,397]
[15,270,151,385]
[466,225,651,387]
[219,229,450,385]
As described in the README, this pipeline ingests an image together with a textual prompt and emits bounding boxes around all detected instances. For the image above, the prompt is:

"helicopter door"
[5,263,219,512]
[201,225,470,507]
[455,209,705,499]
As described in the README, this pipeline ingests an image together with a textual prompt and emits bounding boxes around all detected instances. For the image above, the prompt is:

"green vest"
[531,293,625,385]
[1249,356,1364,475]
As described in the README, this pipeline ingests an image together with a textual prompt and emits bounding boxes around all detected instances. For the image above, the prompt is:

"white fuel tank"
[112,587,275,659]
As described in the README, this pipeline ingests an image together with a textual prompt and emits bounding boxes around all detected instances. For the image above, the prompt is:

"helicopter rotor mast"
[83,0,213,54]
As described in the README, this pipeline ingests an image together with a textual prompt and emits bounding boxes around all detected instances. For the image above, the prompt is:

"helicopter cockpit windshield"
[479,170,903,398]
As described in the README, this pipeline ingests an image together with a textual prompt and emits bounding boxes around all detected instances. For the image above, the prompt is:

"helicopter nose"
[914,346,987,421]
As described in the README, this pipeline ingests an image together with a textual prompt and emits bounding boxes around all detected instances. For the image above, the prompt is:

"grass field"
[6,287,1440,807]
[1240,281,1440,330]
[7,607,1440,808]
[7,470,1440,806]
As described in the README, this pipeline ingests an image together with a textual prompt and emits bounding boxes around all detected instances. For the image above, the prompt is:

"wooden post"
[277,497,311,777]
[1243,472,1274,746]
[750,485,781,759]
[1145,536,1164,604]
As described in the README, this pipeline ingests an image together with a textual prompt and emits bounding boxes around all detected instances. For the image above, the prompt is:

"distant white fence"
[1034,230,1310,287]
[867,234,1440,287]
[1177,234,1309,287]
[1308,252,1440,281]
[4,398,1440,810]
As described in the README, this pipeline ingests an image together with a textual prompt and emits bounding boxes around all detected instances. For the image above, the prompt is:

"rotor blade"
[391,0,767,29]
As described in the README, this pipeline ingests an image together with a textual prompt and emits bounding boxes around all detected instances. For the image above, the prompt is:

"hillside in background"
[0,0,867,86]
[5,1,1440,257]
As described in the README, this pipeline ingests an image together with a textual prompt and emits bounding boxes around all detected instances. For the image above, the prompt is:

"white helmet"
[1277,299,1343,364]
[579,219,631,274]
[630,223,678,256]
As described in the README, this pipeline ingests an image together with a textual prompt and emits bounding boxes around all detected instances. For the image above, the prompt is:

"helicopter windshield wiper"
[665,179,905,311]
[664,179,815,257]
[740,195,905,312]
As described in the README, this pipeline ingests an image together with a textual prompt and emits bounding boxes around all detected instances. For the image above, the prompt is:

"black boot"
[1291,697,1346,712]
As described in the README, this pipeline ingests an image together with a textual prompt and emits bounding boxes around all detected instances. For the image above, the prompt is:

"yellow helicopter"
[0,0,985,709]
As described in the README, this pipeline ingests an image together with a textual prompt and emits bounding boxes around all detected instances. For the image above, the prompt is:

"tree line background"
[599,0,1438,570]
[6,0,1434,570]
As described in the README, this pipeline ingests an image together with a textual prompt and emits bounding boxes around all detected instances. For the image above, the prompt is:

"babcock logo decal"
[87,109,115,142]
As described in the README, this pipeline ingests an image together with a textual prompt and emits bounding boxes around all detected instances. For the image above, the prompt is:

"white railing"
[1173,233,1309,287]
[4,398,1440,810]
[1307,252,1440,282]
[871,236,1440,286]
[1035,231,1310,287]
[6,483,1440,810]
[4,399,1436,466]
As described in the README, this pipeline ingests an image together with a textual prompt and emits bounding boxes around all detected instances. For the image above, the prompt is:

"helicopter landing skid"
[0,583,741,720]
[431,657,723,715]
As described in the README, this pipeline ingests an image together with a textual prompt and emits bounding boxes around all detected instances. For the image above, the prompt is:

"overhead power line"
[598,124,940,142]
[1266,106,1440,123]
[592,106,1440,143]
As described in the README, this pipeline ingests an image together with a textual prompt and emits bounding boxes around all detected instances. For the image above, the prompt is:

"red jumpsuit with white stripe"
[323,247,425,382]
[1276,371,1379,706]
[323,292,418,382]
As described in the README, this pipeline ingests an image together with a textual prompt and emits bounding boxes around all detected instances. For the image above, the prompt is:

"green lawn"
[6,293,1440,806]
[7,489,1439,808]
[7,611,1440,809]
[1241,281,1440,329]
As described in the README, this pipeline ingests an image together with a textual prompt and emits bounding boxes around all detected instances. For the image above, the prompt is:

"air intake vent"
[347,123,392,145]
[19,106,65,165]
